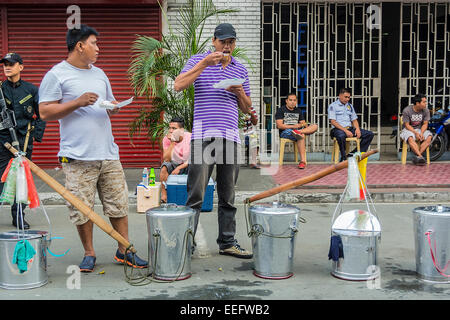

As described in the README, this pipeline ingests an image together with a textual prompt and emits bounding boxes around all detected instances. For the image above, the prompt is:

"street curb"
[35,189,450,206]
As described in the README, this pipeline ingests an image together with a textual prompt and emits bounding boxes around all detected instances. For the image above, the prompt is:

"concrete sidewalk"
[32,160,450,206]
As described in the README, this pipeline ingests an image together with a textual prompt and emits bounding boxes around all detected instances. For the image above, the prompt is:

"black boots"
[11,204,30,229]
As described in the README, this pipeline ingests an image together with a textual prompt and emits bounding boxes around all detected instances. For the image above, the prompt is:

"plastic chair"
[279,138,299,165]
[400,116,430,165]
[331,137,361,164]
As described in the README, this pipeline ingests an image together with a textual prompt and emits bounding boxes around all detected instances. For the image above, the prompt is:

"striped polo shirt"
[180,51,251,143]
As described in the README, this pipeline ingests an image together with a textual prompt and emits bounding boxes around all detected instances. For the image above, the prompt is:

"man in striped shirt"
[174,23,253,259]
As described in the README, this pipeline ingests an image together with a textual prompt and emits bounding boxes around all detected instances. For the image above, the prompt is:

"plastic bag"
[16,159,28,204]
[0,159,18,204]
[23,160,39,208]
[1,158,14,182]
[346,156,360,200]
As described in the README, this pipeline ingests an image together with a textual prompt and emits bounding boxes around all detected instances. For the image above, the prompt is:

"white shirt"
[39,60,119,160]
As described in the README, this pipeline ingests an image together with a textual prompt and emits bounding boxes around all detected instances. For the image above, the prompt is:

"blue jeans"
[279,129,297,141]
[330,127,374,161]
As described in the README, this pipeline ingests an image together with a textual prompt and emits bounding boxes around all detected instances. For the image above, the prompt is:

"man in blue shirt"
[328,88,374,162]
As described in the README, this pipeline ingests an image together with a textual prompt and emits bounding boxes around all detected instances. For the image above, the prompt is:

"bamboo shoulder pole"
[247,149,378,204]
[4,143,137,254]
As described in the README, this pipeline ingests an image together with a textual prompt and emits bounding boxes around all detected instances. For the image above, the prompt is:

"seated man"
[328,88,374,162]
[275,92,318,169]
[400,93,432,166]
[160,117,191,202]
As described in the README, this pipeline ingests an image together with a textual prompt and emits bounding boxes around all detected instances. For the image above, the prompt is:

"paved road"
[0,202,448,304]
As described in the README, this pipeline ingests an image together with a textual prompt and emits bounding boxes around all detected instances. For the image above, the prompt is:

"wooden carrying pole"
[4,142,137,254]
[247,149,378,204]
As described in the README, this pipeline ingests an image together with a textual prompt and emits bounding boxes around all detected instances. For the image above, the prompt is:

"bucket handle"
[425,230,450,278]
[123,227,195,286]
[249,223,299,239]
[244,200,305,238]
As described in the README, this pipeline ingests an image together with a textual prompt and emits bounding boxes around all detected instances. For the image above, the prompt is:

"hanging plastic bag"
[1,158,14,182]
[346,156,360,200]
[23,160,39,208]
[0,159,18,205]
[16,159,28,204]
[358,152,368,200]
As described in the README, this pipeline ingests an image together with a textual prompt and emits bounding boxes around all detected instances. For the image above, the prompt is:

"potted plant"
[128,0,247,141]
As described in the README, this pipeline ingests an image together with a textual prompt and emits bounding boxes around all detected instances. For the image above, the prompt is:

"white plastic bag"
[346,157,360,200]
[16,159,28,204]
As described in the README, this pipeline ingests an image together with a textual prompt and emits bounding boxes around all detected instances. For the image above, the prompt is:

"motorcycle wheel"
[430,132,448,161]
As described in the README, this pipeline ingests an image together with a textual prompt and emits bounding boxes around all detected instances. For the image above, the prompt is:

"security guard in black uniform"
[0,53,46,229]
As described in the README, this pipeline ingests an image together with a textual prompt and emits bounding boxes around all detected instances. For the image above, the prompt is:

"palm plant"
[128,0,245,141]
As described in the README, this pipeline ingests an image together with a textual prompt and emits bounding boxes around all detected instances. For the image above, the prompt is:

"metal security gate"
[261,2,382,159]
[398,2,450,149]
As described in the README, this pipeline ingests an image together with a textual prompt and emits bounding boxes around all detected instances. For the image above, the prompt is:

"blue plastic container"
[166,175,215,212]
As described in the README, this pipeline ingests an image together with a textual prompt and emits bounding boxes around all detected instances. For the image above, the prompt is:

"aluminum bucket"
[413,205,450,283]
[248,202,302,279]
[146,203,195,281]
[331,210,381,281]
[0,230,49,289]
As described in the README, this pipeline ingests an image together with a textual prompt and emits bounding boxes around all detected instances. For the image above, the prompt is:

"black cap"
[214,23,236,40]
[1,53,23,64]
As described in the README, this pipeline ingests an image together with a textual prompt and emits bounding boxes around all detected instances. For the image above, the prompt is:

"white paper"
[99,97,134,110]
[213,78,245,89]
[115,97,134,108]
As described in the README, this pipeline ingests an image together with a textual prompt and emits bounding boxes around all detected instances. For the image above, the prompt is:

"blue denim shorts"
[279,129,297,141]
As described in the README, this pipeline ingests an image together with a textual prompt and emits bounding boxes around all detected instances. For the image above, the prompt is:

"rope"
[123,228,195,286]
[425,231,450,278]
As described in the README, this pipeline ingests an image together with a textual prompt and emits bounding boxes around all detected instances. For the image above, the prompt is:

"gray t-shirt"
[402,105,430,130]
[39,60,119,160]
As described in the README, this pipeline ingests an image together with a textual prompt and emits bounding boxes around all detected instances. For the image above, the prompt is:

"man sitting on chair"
[275,92,318,169]
[160,117,191,202]
[400,93,432,166]
[328,88,374,162]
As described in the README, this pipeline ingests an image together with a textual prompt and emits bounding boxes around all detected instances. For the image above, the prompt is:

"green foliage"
[128,0,243,141]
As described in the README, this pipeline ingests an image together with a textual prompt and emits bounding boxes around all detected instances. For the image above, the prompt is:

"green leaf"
[128,0,241,141]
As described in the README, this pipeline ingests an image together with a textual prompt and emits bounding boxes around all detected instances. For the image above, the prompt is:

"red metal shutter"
[2,5,161,168]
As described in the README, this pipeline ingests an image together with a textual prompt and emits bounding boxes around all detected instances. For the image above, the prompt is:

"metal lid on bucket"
[146,203,195,218]
[332,210,381,234]
[0,230,48,241]
[413,205,450,216]
[249,201,300,215]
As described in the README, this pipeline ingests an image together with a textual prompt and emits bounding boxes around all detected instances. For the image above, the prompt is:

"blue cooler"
[166,175,215,212]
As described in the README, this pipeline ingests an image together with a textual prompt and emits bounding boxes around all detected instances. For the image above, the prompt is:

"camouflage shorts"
[62,160,128,225]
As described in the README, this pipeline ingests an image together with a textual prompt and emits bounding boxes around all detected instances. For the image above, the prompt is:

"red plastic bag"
[1,158,14,183]
[22,160,40,209]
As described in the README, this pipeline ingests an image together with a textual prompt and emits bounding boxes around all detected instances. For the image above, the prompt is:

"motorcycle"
[389,114,399,150]
[428,104,450,161]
